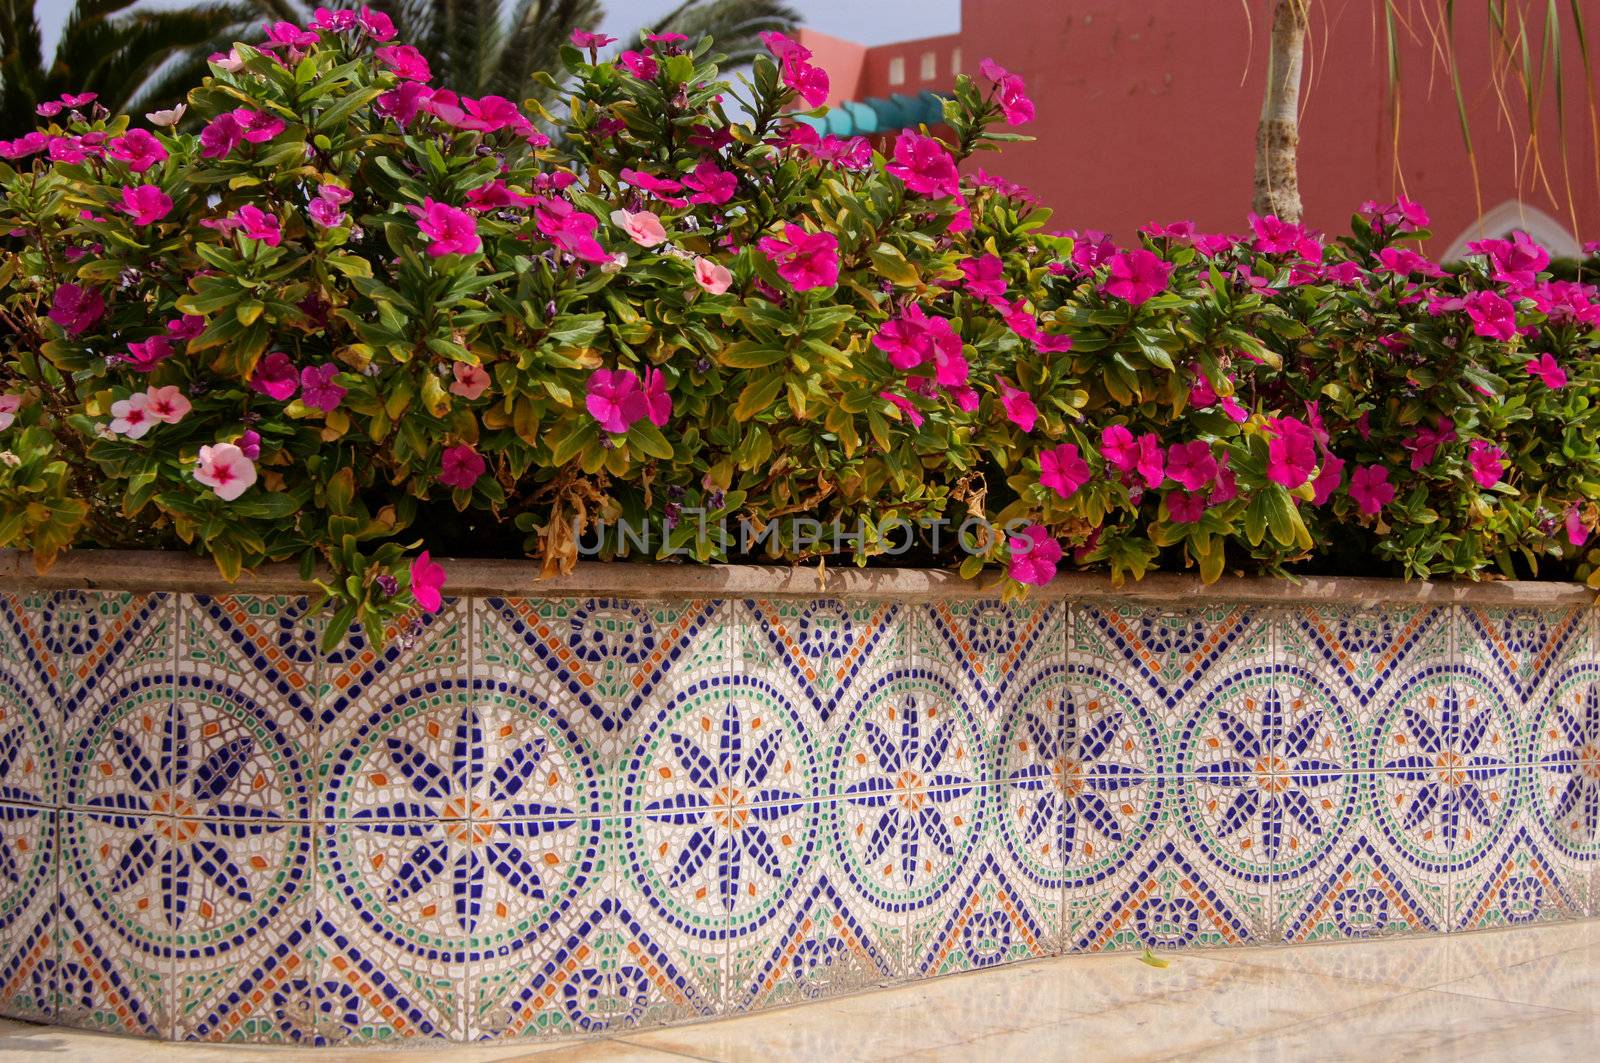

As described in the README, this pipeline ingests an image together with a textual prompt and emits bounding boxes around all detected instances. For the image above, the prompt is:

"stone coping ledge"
[2,548,1596,607]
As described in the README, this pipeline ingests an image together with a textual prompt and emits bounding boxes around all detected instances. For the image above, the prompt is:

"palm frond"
[651,0,800,66]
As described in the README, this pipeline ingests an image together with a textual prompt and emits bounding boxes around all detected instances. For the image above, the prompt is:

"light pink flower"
[193,443,256,500]
[586,368,648,433]
[1008,524,1062,586]
[109,392,155,439]
[0,394,20,431]
[410,551,447,612]
[1348,465,1395,516]
[1468,440,1505,488]
[449,363,491,399]
[757,224,839,291]
[413,198,480,256]
[438,443,486,490]
[693,257,732,294]
[117,184,172,225]
[1526,353,1567,390]
[610,208,667,247]
[144,385,190,424]
[1039,443,1090,499]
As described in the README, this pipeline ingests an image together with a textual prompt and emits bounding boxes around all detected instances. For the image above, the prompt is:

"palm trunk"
[1253,0,1310,221]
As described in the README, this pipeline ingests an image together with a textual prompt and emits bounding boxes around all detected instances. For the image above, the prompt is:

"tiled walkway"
[6,921,1600,1061]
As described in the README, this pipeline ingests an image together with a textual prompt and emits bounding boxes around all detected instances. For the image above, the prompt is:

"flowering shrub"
[3,14,1600,641]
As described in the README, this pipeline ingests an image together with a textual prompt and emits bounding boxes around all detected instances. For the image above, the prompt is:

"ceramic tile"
[1451,812,1588,931]
[735,597,907,732]
[48,591,174,720]
[1524,652,1600,873]
[1274,814,1449,943]
[56,809,172,1036]
[1459,605,1588,731]
[1070,599,1268,718]
[910,598,1061,734]
[0,804,55,1022]
[0,593,57,809]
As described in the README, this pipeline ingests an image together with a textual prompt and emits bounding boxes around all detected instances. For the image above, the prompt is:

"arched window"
[1443,201,1581,261]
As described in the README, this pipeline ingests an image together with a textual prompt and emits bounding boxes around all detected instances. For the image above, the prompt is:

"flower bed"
[1,15,1599,643]
[0,553,1595,1044]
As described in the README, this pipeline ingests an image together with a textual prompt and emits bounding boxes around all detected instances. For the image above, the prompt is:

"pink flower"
[439,443,486,490]
[979,58,1035,125]
[0,394,21,431]
[413,197,480,256]
[465,179,535,211]
[534,199,609,264]
[457,95,525,133]
[761,32,828,106]
[693,256,732,294]
[1165,441,1218,492]
[1469,230,1549,288]
[1464,290,1516,340]
[1102,249,1173,306]
[251,352,299,400]
[262,20,319,48]
[619,168,688,207]
[571,29,617,48]
[1468,440,1505,488]
[643,368,672,426]
[999,382,1037,432]
[619,50,658,80]
[1266,417,1318,487]
[1039,443,1090,499]
[144,385,190,424]
[237,429,261,460]
[299,363,346,412]
[122,335,173,371]
[1211,456,1239,504]
[1404,416,1457,470]
[195,444,258,500]
[586,368,649,433]
[959,255,1007,302]
[308,197,344,227]
[1219,396,1249,423]
[1377,247,1442,277]
[375,44,432,81]
[48,283,103,335]
[116,184,172,226]
[885,132,960,198]
[107,129,167,173]
[609,208,668,247]
[198,112,243,158]
[310,7,358,32]
[880,391,925,427]
[376,81,431,124]
[1133,433,1165,488]
[1311,454,1345,505]
[410,551,447,612]
[449,363,491,399]
[1166,491,1205,523]
[1348,465,1395,515]
[1567,505,1589,547]
[757,224,839,291]
[683,157,737,205]
[233,205,281,246]
[1249,213,1323,260]
[166,315,205,342]
[1361,196,1430,232]
[1008,524,1062,586]
[109,392,155,439]
[231,108,286,143]
[1526,353,1567,390]
[1100,425,1139,472]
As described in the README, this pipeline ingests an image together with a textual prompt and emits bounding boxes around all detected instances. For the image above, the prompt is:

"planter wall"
[0,552,1597,1044]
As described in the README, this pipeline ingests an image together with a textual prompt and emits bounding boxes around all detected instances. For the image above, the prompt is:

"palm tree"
[0,0,297,136]
[359,0,800,100]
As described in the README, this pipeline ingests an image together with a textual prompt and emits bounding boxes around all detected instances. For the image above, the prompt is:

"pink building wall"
[805,1,1600,255]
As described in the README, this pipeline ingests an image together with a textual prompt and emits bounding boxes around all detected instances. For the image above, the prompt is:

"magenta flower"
[410,551,447,613]
[1311,454,1345,505]
[1133,433,1165,488]
[1348,465,1395,516]
[465,179,535,211]
[534,199,609,264]
[122,335,173,372]
[571,29,617,48]
[885,132,960,198]
[1404,416,1457,471]
[107,129,167,173]
[237,430,261,460]
[757,224,840,291]
[438,444,486,490]
[1469,230,1549,288]
[413,198,480,256]
[1249,213,1323,260]
[761,31,828,106]
[1467,441,1505,488]
[262,20,319,48]
[586,368,649,433]
[1567,505,1589,547]
[619,50,658,80]
[683,157,737,205]
[1008,524,1062,586]
[166,315,205,342]
[47,283,104,336]
[979,58,1035,125]
[299,363,346,412]
[198,113,244,158]
[643,368,673,426]
[959,255,1007,302]
[881,391,925,427]
[1000,382,1037,432]
[620,168,688,207]
[1361,196,1429,232]
[1220,396,1249,423]
[1377,247,1442,277]
[1166,491,1205,524]
[1526,353,1567,390]
[308,197,344,227]
[1266,417,1318,488]
[376,81,431,124]
[1039,443,1090,499]
[251,352,299,400]
[117,184,172,226]
[457,94,525,133]
[193,443,257,501]
[1464,290,1516,340]
[231,108,286,143]
[1100,425,1138,472]
[1165,441,1218,492]
[232,205,281,246]
[1102,249,1174,306]
[375,44,431,80]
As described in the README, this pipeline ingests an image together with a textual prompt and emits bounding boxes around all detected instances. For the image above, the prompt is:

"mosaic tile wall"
[0,588,1596,1043]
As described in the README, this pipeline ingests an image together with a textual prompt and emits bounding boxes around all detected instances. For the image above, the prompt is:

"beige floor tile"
[1184,989,1600,1063]
[1428,941,1600,1013]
